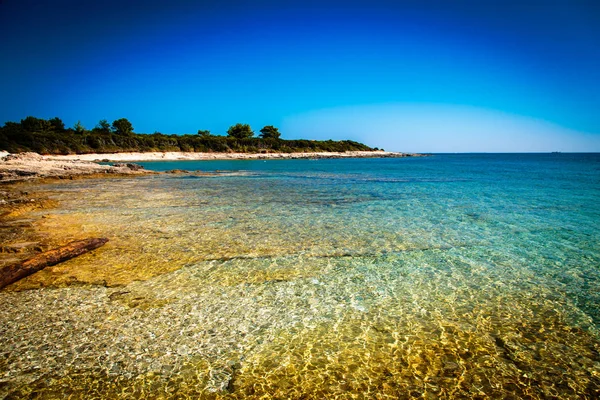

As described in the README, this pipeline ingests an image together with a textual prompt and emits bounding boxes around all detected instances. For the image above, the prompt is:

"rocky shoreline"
[0,152,153,277]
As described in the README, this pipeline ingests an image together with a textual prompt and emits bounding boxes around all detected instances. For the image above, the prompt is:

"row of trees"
[12,116,135,136]
[224,124,281,140]
[0,116,374,155]
[14,116,280,140]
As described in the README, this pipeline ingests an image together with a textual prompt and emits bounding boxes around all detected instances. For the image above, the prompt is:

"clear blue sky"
[1,0,599,152]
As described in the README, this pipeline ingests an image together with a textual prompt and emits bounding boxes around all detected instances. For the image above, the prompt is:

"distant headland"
[1,116,385,155]
[0,116,424,182]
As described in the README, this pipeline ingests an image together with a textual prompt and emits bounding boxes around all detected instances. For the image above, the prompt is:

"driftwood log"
[0,238,108,289]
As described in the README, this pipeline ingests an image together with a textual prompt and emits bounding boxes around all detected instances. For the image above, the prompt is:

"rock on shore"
[0,152,150,183]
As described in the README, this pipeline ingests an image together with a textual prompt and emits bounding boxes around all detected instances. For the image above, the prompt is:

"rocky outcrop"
[111,163,145,171]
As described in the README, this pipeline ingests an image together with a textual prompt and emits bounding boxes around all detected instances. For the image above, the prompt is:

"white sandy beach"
[43,150,418,162]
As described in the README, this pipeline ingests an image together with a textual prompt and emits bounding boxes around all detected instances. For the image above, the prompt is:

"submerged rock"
[112,163,144,171]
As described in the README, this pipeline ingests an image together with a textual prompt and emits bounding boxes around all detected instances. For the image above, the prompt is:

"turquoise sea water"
[138,153,600,324]
[1,153,600,398]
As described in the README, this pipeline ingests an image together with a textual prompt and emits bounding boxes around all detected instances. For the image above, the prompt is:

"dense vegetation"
[0,117,376,155]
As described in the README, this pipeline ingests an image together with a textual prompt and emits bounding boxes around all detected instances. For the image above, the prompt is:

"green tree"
[227,123,253,139]
[95,119,111,134]
[21,116,51,132]
[49,117,65,131]
[112,118,134,135]
[259,125,281,139]
[197,129,211,137]
[73,120,86,134]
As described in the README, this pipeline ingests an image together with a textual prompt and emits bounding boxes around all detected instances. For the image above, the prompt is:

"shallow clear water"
[1,154,600,398]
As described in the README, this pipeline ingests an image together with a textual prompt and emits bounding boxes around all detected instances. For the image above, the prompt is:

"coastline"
[1,150,422,183]
[42,150,422,162]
